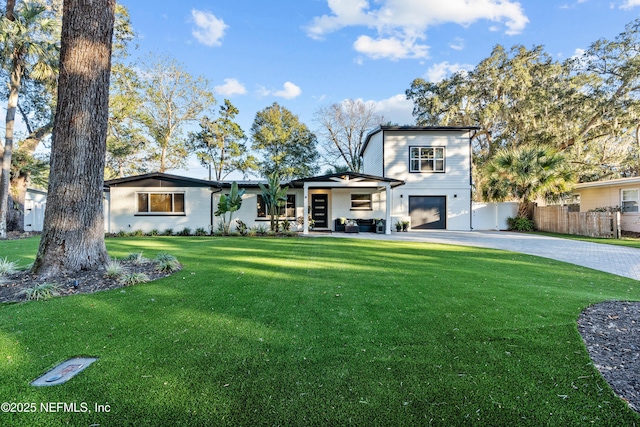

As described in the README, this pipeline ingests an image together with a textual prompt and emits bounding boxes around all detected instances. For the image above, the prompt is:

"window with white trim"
[621,189,639,213]
[410,146,445,173]
[351,193,372,210]
[257,194,296,217]
[137,192,185,214]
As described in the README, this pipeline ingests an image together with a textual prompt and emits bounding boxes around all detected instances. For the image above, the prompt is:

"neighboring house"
[104,126,517,234]
[574,177,640,232]
[24,188,47,232]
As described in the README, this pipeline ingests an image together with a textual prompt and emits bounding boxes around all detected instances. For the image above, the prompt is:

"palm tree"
[481,146,575,219]
[0,1,59,238]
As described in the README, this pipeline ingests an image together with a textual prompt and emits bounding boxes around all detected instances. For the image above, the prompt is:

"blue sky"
[119,0,639,179]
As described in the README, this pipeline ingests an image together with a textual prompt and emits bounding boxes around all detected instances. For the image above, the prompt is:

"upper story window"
[257,194,296,217]
[351,193,372,210]
[137,192,184,215]
[410,146,445,173]
[622,189,639,213]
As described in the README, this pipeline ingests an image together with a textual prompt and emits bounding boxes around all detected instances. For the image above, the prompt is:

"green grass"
[0,236,639,426]
[536,231,640,249]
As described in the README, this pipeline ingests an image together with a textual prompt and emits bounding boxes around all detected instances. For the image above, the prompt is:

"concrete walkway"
[326,230,640,281]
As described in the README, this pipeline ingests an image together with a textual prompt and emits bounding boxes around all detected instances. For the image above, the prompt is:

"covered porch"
[290,172,404,235]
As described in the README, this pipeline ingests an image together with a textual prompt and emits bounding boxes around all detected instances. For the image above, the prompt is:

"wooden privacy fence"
[534,206,621,238]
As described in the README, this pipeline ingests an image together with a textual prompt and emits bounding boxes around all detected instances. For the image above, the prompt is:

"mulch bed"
[578,301,640,413]
[0,261,180,304]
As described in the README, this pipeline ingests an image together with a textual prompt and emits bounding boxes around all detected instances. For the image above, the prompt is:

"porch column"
[385,182,392,234]
[303,182,309,235]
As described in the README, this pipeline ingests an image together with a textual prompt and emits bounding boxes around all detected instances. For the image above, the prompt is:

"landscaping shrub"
[105,259,126,278]
[0,257,17,275]
[147,229,160,236]
[22,283,60,301]
[236,220,248,236]
[162,228,174,236]
[194,227,208,236]
[119,272,150,286]
[153,253,182,273]
[178,227,192,236]
[507,216,536,232]
[124,252,149,265]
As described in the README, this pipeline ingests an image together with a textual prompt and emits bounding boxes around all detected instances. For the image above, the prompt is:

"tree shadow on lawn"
[1,236,639,425]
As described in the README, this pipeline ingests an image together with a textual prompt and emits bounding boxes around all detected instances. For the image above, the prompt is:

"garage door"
[409,196,446,230]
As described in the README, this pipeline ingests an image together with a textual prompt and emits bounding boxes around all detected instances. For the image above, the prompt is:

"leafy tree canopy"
[406,19,640,185]
[188,99,258,181]
[251,102,319,180]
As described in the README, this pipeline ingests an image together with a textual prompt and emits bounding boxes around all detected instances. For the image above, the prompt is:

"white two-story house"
[103,126,481,235]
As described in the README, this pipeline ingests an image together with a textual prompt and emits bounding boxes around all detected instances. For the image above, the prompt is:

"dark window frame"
[409,146,445,173]
[257,194,296,218]
[136,192,185,216]
[350,193,372,211]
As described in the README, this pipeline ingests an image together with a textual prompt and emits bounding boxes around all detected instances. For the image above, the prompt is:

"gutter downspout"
[469,129,476,231]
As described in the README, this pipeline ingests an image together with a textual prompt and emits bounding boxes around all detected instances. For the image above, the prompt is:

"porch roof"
[289,172,404,188]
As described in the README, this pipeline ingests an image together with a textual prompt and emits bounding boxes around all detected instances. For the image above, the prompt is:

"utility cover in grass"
[31,357,97,386]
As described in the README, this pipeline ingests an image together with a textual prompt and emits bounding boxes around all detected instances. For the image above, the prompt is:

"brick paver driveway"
[329,230,640,281]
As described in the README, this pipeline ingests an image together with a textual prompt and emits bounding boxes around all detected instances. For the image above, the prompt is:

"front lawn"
[0,236,638,426]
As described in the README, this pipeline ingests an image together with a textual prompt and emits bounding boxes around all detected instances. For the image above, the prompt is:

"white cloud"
[353,35,429,60]
[449,37,465,51]
[368,94,415,125]
[260,82,302,99]
[214,78,247,96]
[425,61,473,82]
[621,0,640,8]
[191,9,228,47]
[275,82,302,99]
[306,0,529,60]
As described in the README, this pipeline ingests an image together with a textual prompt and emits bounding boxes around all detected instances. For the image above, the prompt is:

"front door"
[311,194,328,228]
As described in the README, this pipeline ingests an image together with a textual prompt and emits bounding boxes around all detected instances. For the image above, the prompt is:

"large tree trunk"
[0,67,21,239]
[32,0,115,278]
[518,200,535,219]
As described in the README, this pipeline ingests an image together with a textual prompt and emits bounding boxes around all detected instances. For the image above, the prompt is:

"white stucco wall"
[108,183,307,234]
[108,185,213,233]
[363,129,473,231]
[328,188,387,227]
[215,188,305,232]
[389,190,472,231]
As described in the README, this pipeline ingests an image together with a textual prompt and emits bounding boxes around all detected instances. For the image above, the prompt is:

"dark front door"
[311,194,328,228]
[409,196,446,230]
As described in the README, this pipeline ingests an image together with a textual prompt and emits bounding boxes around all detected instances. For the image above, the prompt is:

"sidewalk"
[325,230,640,281]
